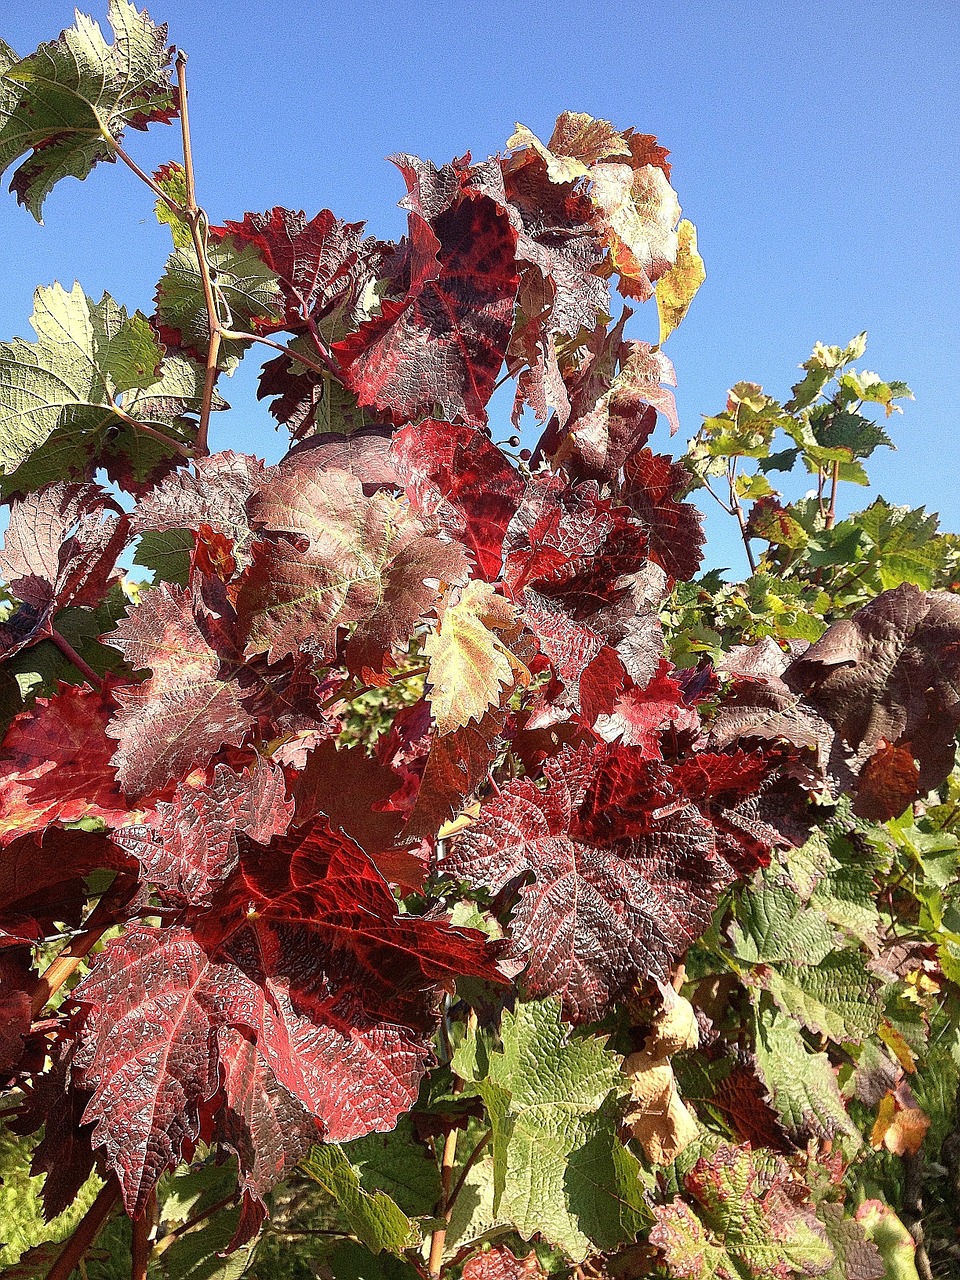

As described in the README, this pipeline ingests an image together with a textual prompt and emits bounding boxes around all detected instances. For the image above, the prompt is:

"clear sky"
[0,0,957,573]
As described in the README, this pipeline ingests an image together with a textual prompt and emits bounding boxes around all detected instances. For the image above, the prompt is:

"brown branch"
[219,328,332,380]
[46,1180,120,1280]
[152,1193,237,1258]
[47,628,104,691]
[100,132,181,213]
[824,459,841,530]
[130,1191,155,1280]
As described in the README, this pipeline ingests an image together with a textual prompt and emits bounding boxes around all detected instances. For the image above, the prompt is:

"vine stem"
[131,1191,155,1280]
[47,628,104,691]
[428,1008,477,1279]
[151,1194,237,1258]
[727,461,757,574]
[30,890,125,1017]
[825,459,841,530]
[100,131,180,213]
[220,329,333,380]
[176,51,219,457]
[46,1180,119,1280]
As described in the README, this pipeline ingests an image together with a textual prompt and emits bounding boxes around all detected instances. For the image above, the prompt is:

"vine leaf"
[214,206,383,340]
[299,1144,416,1255]
[785,583,960,807]
[104,585,256,793]
[424,582,529,734]
[334,156,519,428]
[115,757,294,906]
[0,482,128,657]
[0,0,178,220]
[650,1144,834,1279]
[0,296,215,497]
[154,238,283,368]
[454,1000,649,1261]
[238,462,468,671]
[446,745,770,1022]
[656,219,705,343]
[0,682,129,842]
[73,816,504,1217]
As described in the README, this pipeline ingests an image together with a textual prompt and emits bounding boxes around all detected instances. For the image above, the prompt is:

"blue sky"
[0,0,957,573]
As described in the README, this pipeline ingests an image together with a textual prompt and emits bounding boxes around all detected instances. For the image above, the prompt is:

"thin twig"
[31,892,123,1017]
[825,459,841,530]
[100,132,181,213]
[428,1009,477,1279]
[176,51,219,456]
[108,398,194,460]
[152,1193,237,1258]
[220,329,332,379]
[304,316,344,379]
[48,629,104,690]
[445,1130,490,1216]
[46,1180,119,1280]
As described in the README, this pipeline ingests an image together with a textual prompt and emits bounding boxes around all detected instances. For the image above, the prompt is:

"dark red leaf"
[391,419,523,581]
[73,817,504,1214]
[237,461,468,672]
[621,449,704,581]
[0,483,127,658]
[0,684,129,842]
[445,745,758,1022]
[214,208,380,334]
[115,757,293,906]
[785,584,960,799]
[334,158,519,428]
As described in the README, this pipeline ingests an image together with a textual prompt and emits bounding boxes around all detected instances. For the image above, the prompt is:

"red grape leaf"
[446,745,760,1022]
[0,482,127,658]
[463,1245,543,1280]
[502,474,648,613]
[214,1027,322,1245]
[595,660,699,753]
[214,207,382,336]
[238,462,468,671]
[622,449,704,582]
[403,704,506,841]
[785,584,960,798]
[115,757,293,906]
[0,829,123,949]
[131,451,265,568]
[650,1144,834,1279]
[0,683,129,842]
[105,586,256,793]
[282,429,398,495]
[293,738,424,889]
[334,157,519,427]
[73,817,504,1214]
[391,419,523,581]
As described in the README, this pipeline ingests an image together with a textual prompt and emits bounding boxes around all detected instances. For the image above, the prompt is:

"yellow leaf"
[657,219,706,343]
[424,582,529,735]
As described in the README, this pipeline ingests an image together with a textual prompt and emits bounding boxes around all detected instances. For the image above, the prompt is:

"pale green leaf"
[0,0,177,219]
[299,1145,417,1255]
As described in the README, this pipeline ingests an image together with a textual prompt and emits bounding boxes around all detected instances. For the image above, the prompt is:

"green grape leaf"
[731,880,836,966]
[299,1145,418,1255]
[0,0,177,220]
[154,240,283,369]
[761,951,882,1043]
[0,284,216,495]
[650,1143,834,1279]
[753,1001,859,1145]
[341,1115,442,1220]
[850,499,944,590]
[785,334,868,412]
[133,528,194,586]
[455,1000,649,1261]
